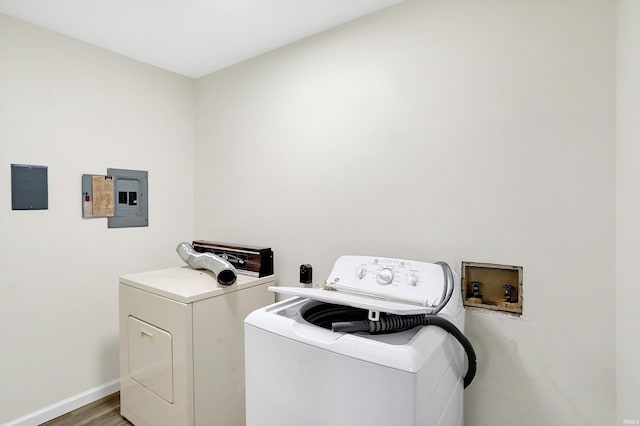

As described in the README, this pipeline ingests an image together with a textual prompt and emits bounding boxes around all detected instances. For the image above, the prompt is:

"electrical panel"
[107,168,148,228]
[81,168,148,228]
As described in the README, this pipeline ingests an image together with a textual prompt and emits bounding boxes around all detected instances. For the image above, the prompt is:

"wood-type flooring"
[41,392,131,426]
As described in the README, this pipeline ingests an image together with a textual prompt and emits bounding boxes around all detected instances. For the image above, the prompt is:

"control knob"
[407,274,418,286]
[376,268,394,285]
[356,266,367,279]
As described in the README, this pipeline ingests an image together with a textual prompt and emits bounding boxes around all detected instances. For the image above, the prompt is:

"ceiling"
[0,0,403,78]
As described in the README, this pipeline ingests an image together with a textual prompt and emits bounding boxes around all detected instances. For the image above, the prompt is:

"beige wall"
[616,0,640,423]
[195,1,616,424]
[0,14,196,423]
[1,0,625,424]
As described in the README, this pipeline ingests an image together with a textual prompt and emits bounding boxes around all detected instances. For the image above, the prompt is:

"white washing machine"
[119,266,275,426]
[244,255,474,426]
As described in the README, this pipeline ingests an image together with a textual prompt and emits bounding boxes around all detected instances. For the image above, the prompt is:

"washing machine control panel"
[325,255,449,307]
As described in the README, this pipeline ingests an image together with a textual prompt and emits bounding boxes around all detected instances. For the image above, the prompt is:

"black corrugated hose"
[331,314,477,388]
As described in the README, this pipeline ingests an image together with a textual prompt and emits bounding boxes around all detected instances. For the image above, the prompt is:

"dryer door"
[127,316,174,403]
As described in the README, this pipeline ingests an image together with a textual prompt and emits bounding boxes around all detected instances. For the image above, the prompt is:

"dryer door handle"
[140,329,154,341]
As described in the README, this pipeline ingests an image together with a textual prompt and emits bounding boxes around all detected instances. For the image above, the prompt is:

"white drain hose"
[176,242,237,286]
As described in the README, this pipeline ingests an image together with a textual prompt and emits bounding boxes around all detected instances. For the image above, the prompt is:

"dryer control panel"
[325,255,449,307]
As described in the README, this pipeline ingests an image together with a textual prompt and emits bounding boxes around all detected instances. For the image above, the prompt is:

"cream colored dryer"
[119,266,275,426]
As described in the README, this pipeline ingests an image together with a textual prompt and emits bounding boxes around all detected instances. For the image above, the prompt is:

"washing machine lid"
[269,287,436,315]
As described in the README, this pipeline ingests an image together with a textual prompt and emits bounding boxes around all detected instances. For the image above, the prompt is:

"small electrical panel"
[11,164,48,210]
[82,168,148,228]
[461,261,523,315]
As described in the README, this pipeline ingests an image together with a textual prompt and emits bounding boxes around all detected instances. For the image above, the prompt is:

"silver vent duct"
[176,242,237,286]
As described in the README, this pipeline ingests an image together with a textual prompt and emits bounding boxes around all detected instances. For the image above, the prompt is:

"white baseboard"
[1,378,120,426]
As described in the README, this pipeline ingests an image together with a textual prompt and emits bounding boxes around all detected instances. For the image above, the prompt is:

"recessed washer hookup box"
[191,240,274,278]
